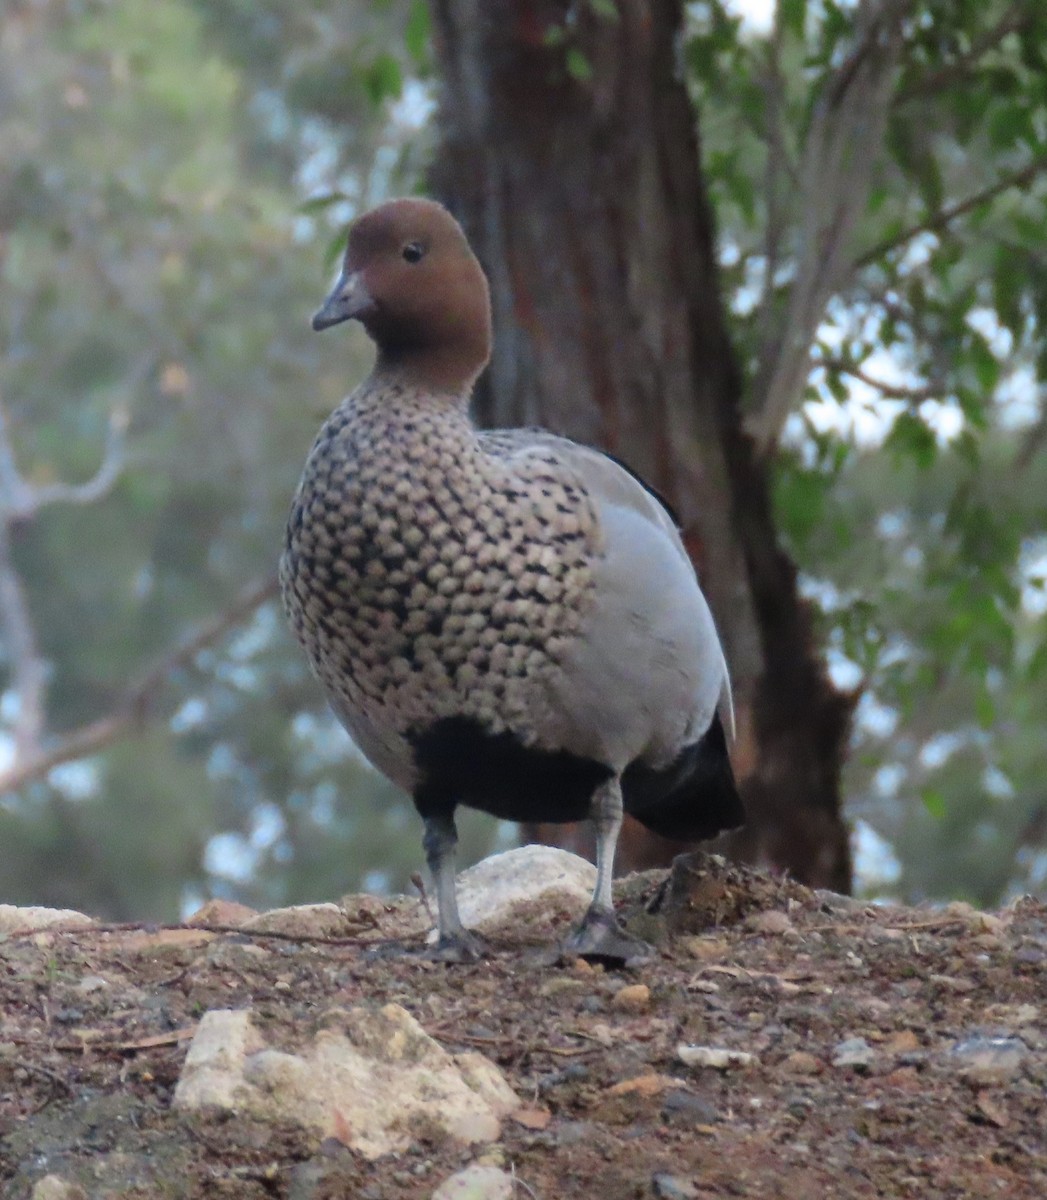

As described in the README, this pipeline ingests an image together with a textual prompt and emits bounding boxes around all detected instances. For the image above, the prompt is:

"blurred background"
[1,0,1044,919]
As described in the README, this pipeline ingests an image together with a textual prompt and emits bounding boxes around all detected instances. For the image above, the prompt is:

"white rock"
[30,1177,87,1200]
[173,1003,518,1160]
[747,909,794,935]
[173,1009,263,1110]
[0,905,95,934]
[431,1164,515,1200]
[946,1036,1029,1084]
[75,974,109,994]
[676,1044,754,1070]
[433,846,596,940]
[832,1037,876,1069]
[453,1050,523,1114]
[243,902,352,937]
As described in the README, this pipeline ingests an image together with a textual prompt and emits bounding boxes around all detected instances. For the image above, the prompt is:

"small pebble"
[74,975,109,994]
[832,1037,876,1069]
[662,1090,719,1124]
[652,1173,699,1199]
[537,1063,589,1093]
[782,1050,821,1075]
[748,909,794,935]
[973,1094,1009,1128]
[946,1036,1028,1084]
[607,1073,675,1097]
[539,977,586,998]
[512,1106,552,1130]
[970,912,1005,935]
[31,1179,87,1200]
[884,1030,920,1053]
[678,935,730,961]
[612,983,650,1012]
[883,1067,920,1088]
[430,1164,513,1200]
[677,1044,754,1070]
[929,973,974,993]
[554,1119,598,1146]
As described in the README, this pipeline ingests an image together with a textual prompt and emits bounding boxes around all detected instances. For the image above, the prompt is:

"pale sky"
[724,0,776,32]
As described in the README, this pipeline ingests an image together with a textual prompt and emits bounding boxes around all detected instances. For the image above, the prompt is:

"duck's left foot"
[561,906,655,965]
[429,927,488,963]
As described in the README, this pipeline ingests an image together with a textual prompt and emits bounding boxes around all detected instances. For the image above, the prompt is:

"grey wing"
[484,431,734,770]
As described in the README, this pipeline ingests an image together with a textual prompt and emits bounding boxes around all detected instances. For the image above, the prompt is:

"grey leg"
[562,777,654,963]
[590,774,623,914]
[422,813,486,962]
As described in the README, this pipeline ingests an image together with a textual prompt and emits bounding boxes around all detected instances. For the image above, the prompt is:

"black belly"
[408,712,745,841]
[409,716,612,823]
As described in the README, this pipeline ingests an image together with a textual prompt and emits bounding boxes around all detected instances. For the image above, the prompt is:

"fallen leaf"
[974,1095,1009,1128]
[513,1106,552,1130]
[607,1073,677,1098]
[612,984,651,1012]
[884,1030,920,1053]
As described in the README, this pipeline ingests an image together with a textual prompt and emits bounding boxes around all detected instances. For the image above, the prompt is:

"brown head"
[312,198,492,394]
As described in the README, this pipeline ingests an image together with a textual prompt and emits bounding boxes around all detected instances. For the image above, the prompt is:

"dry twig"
[0,574,280,793]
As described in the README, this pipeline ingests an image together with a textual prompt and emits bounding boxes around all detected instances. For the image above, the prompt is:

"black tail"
[621,712,744,842]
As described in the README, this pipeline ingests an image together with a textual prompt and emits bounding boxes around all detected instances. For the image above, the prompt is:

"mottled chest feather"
[280,382,599,738]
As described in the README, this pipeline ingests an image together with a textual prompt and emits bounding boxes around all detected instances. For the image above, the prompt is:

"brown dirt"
[1,856,1045,1199]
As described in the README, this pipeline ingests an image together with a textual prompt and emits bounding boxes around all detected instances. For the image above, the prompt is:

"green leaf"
[775,464,829,549]
[405,0,430,65]
[988,102,1033,151]
[565,48,593,83]
[1025,637,1047,683]
[967,335,999,393]
[589,0,620,21]
[922,788,946,819]
[361,53,403,107]
[298,192,349,215]
[886,412,937,469]
[974,686,996,729]
[780,0,806,38]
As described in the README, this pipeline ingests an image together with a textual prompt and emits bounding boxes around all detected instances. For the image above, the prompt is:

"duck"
[280,197,743,962]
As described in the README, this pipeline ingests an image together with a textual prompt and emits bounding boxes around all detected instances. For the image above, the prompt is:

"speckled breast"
[280,385,598,741]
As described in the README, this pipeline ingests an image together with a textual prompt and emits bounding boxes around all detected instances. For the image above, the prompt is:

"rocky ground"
[1,848,1044,1200]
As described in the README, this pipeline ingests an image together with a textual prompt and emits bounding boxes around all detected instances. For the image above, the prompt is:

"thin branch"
[853,154,1047,269]
[0,366,147,770]
[749,0,912,456]
[25,405,129,513]
[815,356,939,403]
[0,387,34,515]
[0,574,280,794]
[0,356,148,521]
[0,516,47,762]
[4,916,411,949]
[756,8,789,351]
[897,5,1030,103]
[1014,410,1047,472]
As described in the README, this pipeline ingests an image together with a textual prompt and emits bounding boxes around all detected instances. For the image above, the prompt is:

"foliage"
[686,0,1047,900]
[0,0,454,917]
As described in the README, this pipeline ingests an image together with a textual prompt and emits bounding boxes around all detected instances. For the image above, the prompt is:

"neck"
[372,346,482,402]
[351,366,473,423]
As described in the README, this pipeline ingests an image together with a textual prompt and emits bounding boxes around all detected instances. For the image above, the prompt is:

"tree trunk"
[429,0,854,891]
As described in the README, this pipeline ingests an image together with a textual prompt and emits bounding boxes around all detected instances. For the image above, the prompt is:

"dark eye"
[402,242,426,263]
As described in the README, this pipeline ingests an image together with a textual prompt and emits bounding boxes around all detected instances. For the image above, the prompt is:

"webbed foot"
[429,927,488,963]
[362,928,488,963]
[562,906,655,966]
